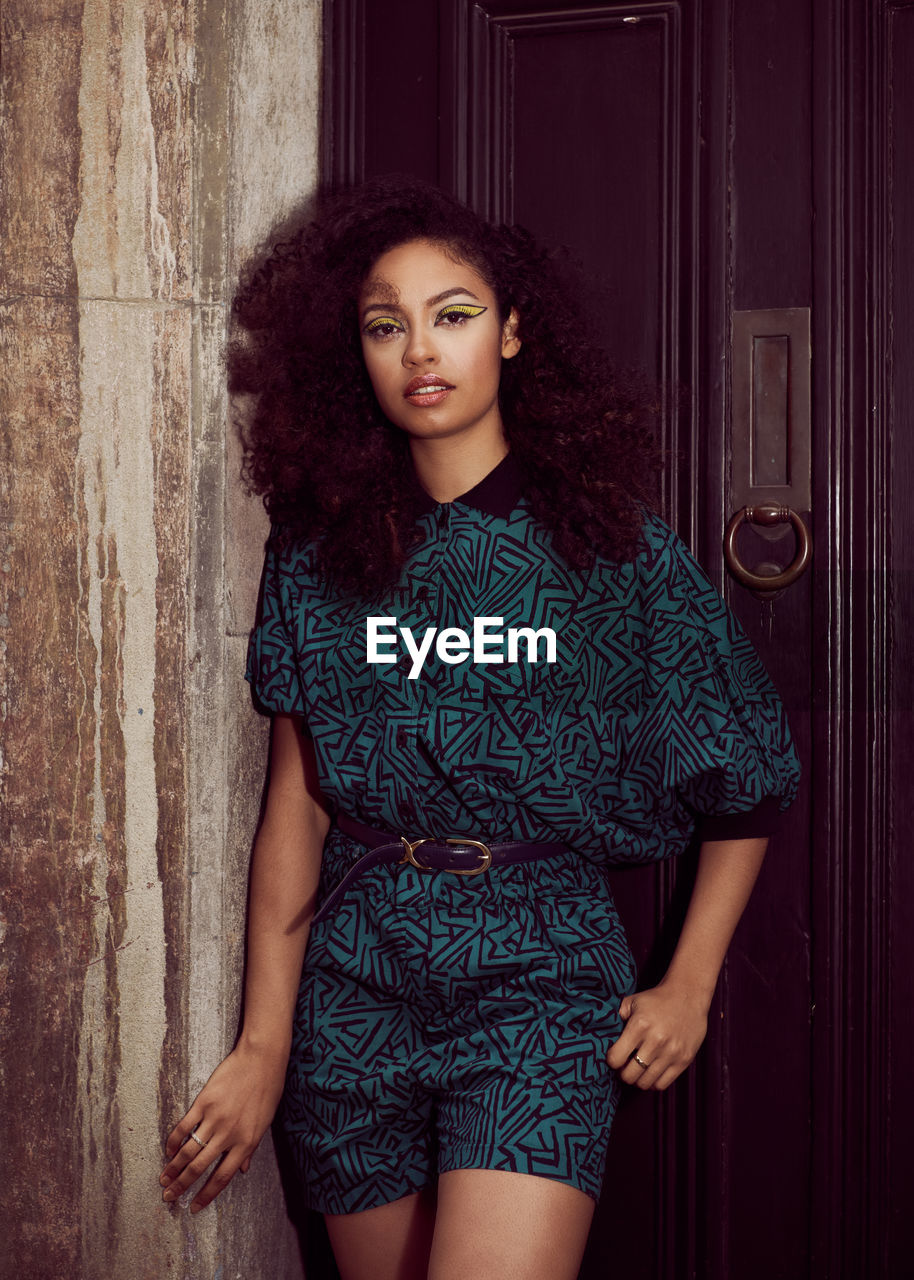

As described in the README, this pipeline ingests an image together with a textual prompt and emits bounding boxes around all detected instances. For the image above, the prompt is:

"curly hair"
[230,175,660,595]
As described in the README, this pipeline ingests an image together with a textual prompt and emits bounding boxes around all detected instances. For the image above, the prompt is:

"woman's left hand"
[605,980,710,1091]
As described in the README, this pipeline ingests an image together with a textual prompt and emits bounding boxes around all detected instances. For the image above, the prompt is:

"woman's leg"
[428,1169,595,1280]
[326,1170,594,1280]
[324,1185,438,1280]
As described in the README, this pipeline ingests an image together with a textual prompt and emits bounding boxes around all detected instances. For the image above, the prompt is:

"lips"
[404,373,455,407]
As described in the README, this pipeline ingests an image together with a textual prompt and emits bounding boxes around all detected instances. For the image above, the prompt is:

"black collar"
[411,451,524,519]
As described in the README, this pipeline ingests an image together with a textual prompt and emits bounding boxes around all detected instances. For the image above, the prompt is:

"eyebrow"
[361,285,482,318]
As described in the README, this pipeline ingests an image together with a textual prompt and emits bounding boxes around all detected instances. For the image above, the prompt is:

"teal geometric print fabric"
[246,454,800,868]
[279,837,636,1212]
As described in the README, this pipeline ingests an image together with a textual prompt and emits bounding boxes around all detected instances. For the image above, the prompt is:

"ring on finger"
[187,1128,208,1150]
[633,1053,651,1070]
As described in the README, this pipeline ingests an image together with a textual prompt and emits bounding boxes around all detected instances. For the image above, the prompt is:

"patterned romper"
[245,453,800,1215]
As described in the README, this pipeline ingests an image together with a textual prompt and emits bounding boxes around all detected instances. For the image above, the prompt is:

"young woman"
[160,177,800,1280]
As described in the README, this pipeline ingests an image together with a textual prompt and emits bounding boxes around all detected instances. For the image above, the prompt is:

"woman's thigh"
[429,1169,595,1280]
[324,1186,437,1280]
[324,1171,594,1280]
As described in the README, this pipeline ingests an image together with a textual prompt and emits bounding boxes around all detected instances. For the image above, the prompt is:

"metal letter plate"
[731,308,811,512]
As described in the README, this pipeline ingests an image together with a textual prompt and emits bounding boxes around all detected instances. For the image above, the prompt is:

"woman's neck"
[409,432,509,504]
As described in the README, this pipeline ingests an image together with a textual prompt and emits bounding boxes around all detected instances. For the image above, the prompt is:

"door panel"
[471,11,673,381]
[887,7,914,1275]
[321,1,905,1275]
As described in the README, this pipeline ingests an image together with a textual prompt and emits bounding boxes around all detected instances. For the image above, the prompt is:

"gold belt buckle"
[399,835,493,876]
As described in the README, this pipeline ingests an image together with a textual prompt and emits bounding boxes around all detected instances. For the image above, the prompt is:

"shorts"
[279,828,637,1216]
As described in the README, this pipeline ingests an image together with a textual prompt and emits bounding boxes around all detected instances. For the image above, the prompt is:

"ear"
[501,307,522,359]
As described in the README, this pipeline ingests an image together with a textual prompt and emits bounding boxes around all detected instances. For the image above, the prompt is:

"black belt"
[309,812,568,927]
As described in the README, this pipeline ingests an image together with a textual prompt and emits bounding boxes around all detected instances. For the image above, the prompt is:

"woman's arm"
[160,712,330,1211]
[605,835,768,1090]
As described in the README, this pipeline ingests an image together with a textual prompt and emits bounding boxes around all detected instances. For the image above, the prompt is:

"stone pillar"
[0,2,320,1276]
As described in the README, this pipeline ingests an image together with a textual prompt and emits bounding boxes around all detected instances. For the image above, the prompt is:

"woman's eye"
[436,304,488,326]
[363,316,404,338]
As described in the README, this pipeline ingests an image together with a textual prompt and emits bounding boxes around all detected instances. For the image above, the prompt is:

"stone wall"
[0,2,320,1276]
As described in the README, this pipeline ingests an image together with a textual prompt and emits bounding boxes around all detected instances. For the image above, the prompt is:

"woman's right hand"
[160,716,326,1213]
[160,1039,290,1213]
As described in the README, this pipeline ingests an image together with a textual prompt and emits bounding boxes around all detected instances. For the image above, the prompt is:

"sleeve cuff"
[695,795,784,841]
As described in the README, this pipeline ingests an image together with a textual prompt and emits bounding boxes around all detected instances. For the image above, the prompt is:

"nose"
[402,325,440,368]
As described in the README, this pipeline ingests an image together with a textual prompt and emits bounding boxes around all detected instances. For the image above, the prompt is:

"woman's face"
[358,238,520,448]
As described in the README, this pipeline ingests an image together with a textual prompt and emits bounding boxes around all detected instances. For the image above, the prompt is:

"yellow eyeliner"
[437,304,487,321]
[364,315,404,333]
[363,304,486,336]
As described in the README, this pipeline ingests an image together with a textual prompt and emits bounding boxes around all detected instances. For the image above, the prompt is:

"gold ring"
[633,1053,651,1070]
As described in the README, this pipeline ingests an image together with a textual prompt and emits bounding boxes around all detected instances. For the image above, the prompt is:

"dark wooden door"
[320,2,911,1276]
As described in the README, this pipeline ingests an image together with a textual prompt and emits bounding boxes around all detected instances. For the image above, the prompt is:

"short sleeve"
[694,796,783,840]
[632,515,801,840]
[245,527,308,721]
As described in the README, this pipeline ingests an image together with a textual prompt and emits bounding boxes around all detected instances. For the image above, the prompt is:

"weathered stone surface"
[1,0,320,1274]
[72,0,188,301]
[217,633,302,1277]
[184,11,320,1279]
[143,0,195,298]
[229,0,322,272]
[225,0,321,639]
[64,295,191,1276]
[0,293,95,1279]
[0,3,83,297]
